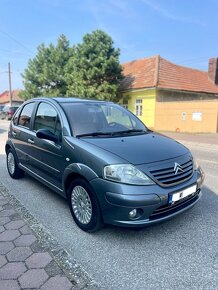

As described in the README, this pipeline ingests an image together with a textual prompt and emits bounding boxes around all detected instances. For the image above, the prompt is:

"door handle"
[27,138,34,144]
[12,131,17,137]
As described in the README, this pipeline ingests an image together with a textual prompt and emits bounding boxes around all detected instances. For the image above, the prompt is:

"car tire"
[6,149,24,179]
[68,178,103,232]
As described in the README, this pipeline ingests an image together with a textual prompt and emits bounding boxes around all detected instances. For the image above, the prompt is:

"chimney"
[208,58,218,85]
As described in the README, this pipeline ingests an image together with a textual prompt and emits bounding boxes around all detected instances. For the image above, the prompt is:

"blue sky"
[0,0,218,92]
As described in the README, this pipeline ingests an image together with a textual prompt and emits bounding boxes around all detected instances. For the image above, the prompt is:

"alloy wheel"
[7,152,15,175]
[71,185,93,224]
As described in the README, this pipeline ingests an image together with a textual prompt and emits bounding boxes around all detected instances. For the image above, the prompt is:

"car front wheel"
[6,149,24,179]
[68,178,103,232]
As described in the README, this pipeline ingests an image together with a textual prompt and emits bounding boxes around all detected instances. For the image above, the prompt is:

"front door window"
[34,102,61,140]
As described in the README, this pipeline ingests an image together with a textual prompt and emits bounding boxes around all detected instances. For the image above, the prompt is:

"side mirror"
[36,129,58,143]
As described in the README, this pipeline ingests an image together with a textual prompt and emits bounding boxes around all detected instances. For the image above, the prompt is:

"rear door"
[11,101,36,167]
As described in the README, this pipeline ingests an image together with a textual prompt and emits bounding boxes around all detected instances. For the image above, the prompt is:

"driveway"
[0,120,218,289]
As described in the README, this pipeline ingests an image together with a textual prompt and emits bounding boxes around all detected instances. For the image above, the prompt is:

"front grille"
[149,158,193,186]
[150,189,200,220]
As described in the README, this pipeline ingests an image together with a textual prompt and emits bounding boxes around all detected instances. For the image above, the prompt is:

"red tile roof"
[121,55,218,94]
[0,90,23,104]
[121,56,157,90]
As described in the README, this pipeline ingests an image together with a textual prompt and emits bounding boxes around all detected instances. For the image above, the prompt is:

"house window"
[135,99,142,116]
[122,101,128,110]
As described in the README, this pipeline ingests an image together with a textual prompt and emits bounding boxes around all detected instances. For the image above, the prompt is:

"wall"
[156,89,218,102]
[122,88,156,128]
[155,98,218,133]
[121,88,218,133]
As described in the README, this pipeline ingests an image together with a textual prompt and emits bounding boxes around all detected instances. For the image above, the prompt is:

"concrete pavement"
[0,191,74,290]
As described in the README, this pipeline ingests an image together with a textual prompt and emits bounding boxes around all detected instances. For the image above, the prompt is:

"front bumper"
[90,168,204,227]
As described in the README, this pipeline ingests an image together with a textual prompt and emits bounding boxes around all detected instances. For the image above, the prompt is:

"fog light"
[129,209,137,219]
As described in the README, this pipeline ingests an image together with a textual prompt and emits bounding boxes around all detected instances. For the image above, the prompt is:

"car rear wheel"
[6,149,24,179]
[68,178,103,232]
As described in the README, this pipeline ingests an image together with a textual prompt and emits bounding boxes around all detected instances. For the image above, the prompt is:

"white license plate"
[169,184,197,204]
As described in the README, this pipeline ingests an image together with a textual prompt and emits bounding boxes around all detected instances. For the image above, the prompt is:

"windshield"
[61,102,147,137]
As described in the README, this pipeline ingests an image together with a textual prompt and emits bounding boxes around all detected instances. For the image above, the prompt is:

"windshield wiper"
[110,129,147,136]
[76,132,112,138]
[76,129,147,138]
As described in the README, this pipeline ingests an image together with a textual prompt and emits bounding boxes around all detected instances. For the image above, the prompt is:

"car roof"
[30,97,113,104]
[52,97,112,104]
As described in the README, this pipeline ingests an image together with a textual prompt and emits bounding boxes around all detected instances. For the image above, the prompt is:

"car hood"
[82,132,189,165]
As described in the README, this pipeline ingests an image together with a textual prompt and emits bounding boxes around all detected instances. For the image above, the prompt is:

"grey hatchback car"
[6,97,204,232]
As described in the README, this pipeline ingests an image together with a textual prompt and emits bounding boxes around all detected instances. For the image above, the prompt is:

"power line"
[0,49,32,57]
[0,29,34,55]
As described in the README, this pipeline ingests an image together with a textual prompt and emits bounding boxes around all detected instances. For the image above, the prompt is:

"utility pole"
[8,62,12,106]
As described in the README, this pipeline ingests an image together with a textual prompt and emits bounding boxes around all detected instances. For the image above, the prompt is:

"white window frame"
[135,99,143,116]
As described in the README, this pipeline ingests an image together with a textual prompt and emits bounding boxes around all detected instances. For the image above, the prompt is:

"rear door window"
[18,102,35,129]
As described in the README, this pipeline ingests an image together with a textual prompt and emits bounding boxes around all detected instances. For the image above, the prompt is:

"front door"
[30,102,67,191]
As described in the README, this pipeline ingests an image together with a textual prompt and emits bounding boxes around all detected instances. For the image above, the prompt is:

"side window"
[34,103,61,138]
[18,102,35,129]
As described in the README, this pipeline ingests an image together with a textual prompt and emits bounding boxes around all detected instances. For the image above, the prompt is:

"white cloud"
[141,0,205,26]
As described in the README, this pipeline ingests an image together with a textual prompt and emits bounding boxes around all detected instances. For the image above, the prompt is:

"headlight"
[103,164,155,185]
[193,157,199,170]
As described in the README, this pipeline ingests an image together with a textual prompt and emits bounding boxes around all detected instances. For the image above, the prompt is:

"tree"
[21,35,73,100]
[65,30,123,102]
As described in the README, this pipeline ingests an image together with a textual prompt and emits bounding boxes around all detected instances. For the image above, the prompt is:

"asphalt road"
[0,120,218,290]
